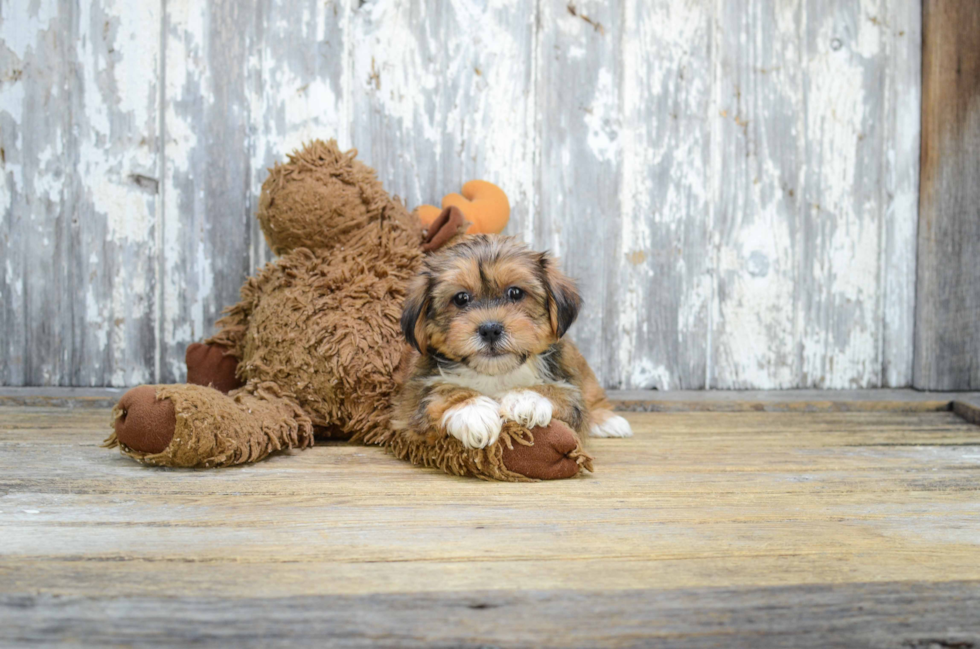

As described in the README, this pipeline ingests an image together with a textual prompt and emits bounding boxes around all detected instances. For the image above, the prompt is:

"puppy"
[392,234,632,449]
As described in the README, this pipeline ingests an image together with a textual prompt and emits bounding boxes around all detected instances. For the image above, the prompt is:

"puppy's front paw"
[499,390,553,429]
[589,409,633,438]
[441,396,503,449]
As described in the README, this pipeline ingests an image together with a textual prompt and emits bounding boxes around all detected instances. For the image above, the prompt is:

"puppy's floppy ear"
[401,273,431,353]
[538,253,581,339]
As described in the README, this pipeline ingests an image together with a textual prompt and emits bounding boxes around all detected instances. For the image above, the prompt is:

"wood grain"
[535,0,622,389]
[0,1,162,387]
[0,2,932,390]
[711,0,921,390]
[914,0,980,391]
[612,0,711,390]
[2,405,980,644]
[5,386,980,419]
[350,0,537,233]
[159,0,255,382]
[3,582,979,648]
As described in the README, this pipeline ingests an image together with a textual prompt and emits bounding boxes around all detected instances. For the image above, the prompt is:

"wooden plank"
[159,0,258,382]
[4,387,980,414]
[0,387,126,409]
[535,0,622,388]
[2,581,979,648]
[612,1,712,390]
[245,0,349,272]
[349,0,537,226]
[710,0,804,389]
[711,0,921,389]
[0,2,77,386]
[0,1,162,388]
[2,407,980,644]
[2,411,979,570]
[609,388,970,413]
[953,394,980,426]
[914,0,980,390]
[881,0,922,387]
[70,0,162,387]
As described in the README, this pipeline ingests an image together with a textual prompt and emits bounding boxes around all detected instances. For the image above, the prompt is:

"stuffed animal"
[105,140,593,481]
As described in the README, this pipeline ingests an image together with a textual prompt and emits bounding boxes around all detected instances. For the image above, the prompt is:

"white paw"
[442,396,503,449]
[589,411,633,438]
[498,390,553,429]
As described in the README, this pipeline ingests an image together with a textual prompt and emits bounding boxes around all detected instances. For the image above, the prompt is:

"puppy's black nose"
[478,321,505,344]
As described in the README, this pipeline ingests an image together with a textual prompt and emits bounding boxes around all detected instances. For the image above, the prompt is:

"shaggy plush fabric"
[386,420,593,482]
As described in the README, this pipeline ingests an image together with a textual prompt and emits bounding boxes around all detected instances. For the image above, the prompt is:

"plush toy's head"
[257,139,410,255]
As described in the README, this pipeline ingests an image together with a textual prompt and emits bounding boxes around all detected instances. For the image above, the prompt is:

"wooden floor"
[2,396,980,647]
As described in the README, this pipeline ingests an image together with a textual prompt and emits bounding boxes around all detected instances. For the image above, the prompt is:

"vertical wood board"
[914,0,980,391]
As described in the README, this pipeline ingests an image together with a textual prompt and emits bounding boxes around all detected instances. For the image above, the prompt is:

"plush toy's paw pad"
[114,386,176,454]
[442,396,503,449]
[499,390,553,429]
[185,342,242,394]
[501,420,587,480]
[589,410,633,438]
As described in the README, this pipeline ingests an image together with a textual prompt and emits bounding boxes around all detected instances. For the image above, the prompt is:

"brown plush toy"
[105,140,592,481]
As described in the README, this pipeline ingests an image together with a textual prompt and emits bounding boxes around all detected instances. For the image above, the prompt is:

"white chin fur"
[499,390,553,428]
[589,412,633,438]
[442,396,503,449]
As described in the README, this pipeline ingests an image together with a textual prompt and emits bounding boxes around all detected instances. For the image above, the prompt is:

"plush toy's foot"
[500,420,588,480]
[387,419,592,482]
[113,385,177,454]
[186,342,242,394]
[105,383,313,468]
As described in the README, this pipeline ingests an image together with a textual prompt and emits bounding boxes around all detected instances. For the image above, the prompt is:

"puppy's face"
[402,235,580,375]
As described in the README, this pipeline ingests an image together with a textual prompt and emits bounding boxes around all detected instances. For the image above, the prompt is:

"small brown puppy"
[393,234,632,449]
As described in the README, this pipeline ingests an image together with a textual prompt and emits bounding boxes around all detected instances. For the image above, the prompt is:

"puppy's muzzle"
[478,321,505,345]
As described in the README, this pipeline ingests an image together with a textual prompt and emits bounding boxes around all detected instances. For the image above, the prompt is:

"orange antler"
[418,180,510,234]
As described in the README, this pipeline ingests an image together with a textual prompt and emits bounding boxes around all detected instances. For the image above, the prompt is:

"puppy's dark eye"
[452,292,471,308]
[506,286,525,302]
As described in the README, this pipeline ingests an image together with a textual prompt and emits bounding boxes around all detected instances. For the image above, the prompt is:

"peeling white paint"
[1,0,56,60]
[1,0,923,389]
[630,359,673,391]
[584,69,620,163]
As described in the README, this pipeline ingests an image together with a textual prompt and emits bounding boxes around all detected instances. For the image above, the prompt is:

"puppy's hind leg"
[589,408,633,438]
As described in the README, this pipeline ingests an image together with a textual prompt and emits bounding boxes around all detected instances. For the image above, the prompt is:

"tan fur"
[392,235,617,445]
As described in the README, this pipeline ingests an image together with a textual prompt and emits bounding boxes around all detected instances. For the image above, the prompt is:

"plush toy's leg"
[387,420,593,482]
[185,342,242,394]
[104,382,313,468]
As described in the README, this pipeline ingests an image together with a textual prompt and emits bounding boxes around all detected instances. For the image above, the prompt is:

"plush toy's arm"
[183,274,263,393]
[205,275,261,359]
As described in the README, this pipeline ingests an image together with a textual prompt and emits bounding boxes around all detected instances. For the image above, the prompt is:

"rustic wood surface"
[4,582,980,648]
[914,0,980,391]
[4,386,980,416]
[0,0,923,390]
[2,403,979,645]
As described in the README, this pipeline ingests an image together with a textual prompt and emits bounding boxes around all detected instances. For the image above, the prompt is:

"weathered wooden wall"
[914,0,980,391]
[0,0,922,389]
